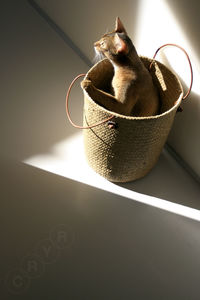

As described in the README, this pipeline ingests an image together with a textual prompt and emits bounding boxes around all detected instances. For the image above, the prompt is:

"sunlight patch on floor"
[24,132,200,222]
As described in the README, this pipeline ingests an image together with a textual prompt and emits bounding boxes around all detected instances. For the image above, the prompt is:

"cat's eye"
[100,41,105,47]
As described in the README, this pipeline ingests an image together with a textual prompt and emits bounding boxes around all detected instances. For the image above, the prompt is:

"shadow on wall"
[0,0,88,161]
[31,0,140,62]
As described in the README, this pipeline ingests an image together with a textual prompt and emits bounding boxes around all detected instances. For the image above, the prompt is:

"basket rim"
[83,57,184,120]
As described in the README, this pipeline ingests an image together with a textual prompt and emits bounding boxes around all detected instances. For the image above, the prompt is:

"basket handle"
[66,73,114,129]
[149,43,193,100]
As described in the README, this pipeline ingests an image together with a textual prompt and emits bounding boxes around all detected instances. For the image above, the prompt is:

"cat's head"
[94,17,133,63]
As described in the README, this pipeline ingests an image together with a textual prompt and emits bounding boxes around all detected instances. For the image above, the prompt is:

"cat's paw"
[81,79,92,90]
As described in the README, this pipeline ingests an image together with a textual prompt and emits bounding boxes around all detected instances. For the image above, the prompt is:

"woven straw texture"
[82,57,183,182]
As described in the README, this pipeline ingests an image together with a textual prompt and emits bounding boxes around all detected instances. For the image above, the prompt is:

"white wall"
[34,0,200,178]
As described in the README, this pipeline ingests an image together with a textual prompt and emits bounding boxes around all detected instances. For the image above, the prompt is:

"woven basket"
[66,44,193,182]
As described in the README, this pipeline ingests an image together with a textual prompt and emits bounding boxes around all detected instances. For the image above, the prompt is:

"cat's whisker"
[93,49,104,64]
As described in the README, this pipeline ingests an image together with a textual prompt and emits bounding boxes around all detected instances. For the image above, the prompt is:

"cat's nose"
[94,42,98,47]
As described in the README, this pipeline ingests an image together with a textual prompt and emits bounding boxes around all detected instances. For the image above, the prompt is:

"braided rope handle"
[149,43,193,100]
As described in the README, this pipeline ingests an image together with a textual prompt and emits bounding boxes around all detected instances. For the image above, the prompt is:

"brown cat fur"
[81,17,159,117]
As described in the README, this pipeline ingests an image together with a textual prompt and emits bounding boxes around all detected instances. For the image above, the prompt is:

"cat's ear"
[114,33,128,54]
[115,17,127,34]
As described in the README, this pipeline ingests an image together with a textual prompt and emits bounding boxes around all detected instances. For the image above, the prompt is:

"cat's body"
[82,17,159,116]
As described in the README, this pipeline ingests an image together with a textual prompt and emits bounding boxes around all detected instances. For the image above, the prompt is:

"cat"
[81,17,159,117]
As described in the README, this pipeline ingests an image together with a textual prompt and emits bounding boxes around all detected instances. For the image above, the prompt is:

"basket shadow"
[116,147,200,211]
